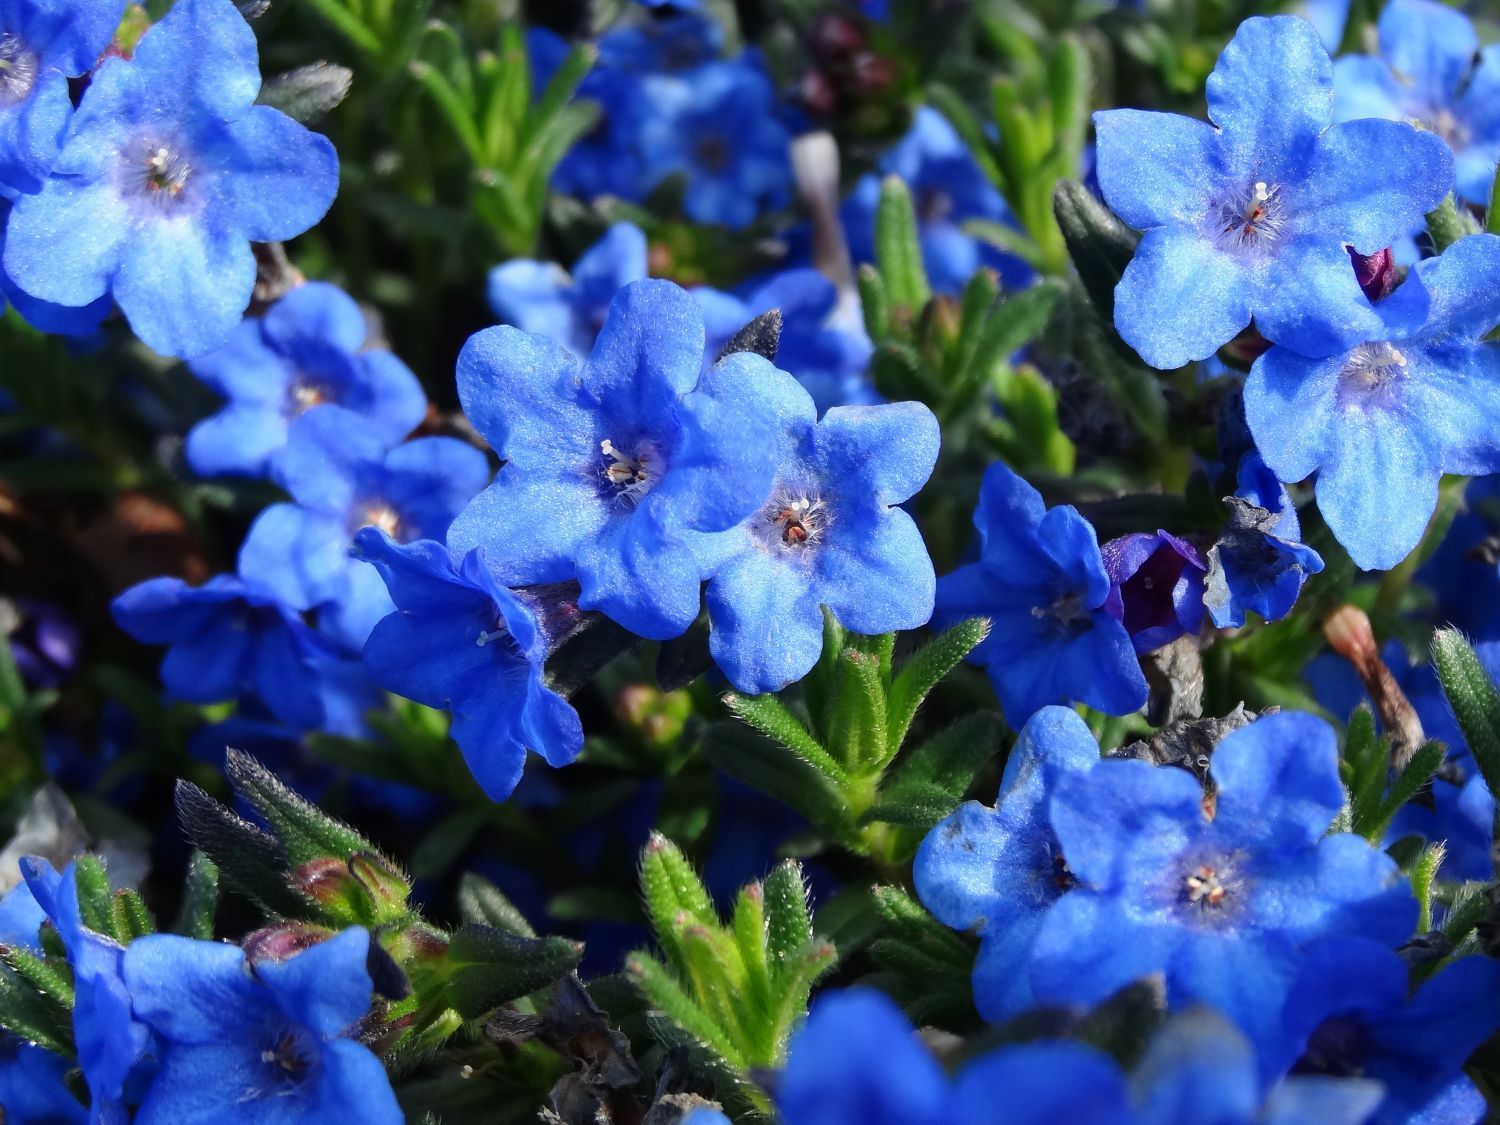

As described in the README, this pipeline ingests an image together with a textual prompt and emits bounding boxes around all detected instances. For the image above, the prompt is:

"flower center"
[355,501,403,539]
[1209,180,1287,256]
[1031,588,1092,636]
[1414,108,1469,149]
[256,1024,318,1096]
[599,438,660,506]
[124,138,194,211]
[694,134,730,173]
[1338,341,1408,408]
[288,378,332,416]
[754,488,831,555]
[0,33,38,106]
[1183,863,1229,908]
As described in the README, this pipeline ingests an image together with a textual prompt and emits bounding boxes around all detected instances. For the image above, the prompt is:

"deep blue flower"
[914,706,1099,1021]
[700,364,937,693]
[353,529,585,802]
[110,573,332,729]
[21,858,150,1125]
[0,1038,85,1125]
[0,0,122,195]
[934,461,1147,726]
[1203,451,1324,628]
[1,0,339,359]
[694,268,877,413]
[636,58,791,230]
[1414,474,1500,643]
[599,10,720,73]
[121,927,402,1124]
[843,107,1030,295]
[1101,530,1206,655]
[1245,234,1500,571]
[487,222,648,359]
[777,987,1381,1125]
[1332,0,1500,207]
[1030,711,1417,1071]
[5,596,79,689]
[185,282,427,479]
[447,279,782,640]
[1094,14,1451,368]
[237,405,490,651]
[1280,938,1500,1124]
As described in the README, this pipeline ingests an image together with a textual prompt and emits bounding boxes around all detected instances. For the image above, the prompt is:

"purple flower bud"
[1348,246,1397,302]
[1101,531,1207,655]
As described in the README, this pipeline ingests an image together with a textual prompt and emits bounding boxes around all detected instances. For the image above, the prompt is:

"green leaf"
[1410,842,1445,933]
[0,962,73,1057]
[943,281,1063,421]
[701,723,853,838]
[887,618,992,752]
[627,952,743,1068]
[858,264,891,340]
[875,176,931,313]
[1047,36,1090,170]
[1053,179,1140,322]
[1487,164,1500,235]
[1426,194,1475,254]
[720,694,845,782]
[762,861,813,976]
[174,780,307,919]
[458,873,536,938]
[928,84,1004,192]
[445,925,582,1019]
[1433,629,1500,801]
[172,851,218,940]
[639,833,720,977]
[1344,705,1388,835]
[1359,740,1446,841]
[109,890,154,943]
[826,647,890,772]
[1,945,73,1011]
[226,749,387,869]
[866,712,1004,842]
[72,856,112,938]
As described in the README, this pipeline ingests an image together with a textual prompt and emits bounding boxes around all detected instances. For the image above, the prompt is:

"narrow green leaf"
[172,851,218,941]
[627,952,744,1068]
[445,925,582,1019]
[110,890,154,943]
[678,924,749,1050]
[944,281,1062,419]
[1433,629,1500,800]
[1426,194,1474,254]
[226,750,385,869]
[0,963,73,1056]
[857,264,890,341]
[870,885,976,966]
[702,724,853,837]
[763,861,813,980]
[928,84,1005,192]
[731,884,773,1058]
[457,872,536,938]
[639,833,718,977]
[765,937,837,1063]
[1345,705,1388,833]
[887,618,992,752]
[721,694,845,782]
[72,856,112,938]
[1360,740,1447,840]
[174,780,307,919]
[1047,36,1090,169]
[1487,164,1500,235]
[1053,179,1140,321]
[1410,842,1445,934]
[826,648,889,771]
[875,176,931,313]
[1,945,73,1010]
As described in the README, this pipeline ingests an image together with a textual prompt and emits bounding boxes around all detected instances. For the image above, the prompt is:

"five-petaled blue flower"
[237,405,490,651]
[488,223,649,359]
[700,363,938,694]
[1279,937,1500,1125]
[0,0,123,195]
[1203,451,1324,628]
[185,282,427,479]
[353,528,585,802]
[446,279,781,640]
[1094,14,1452,369]
[2,0,339,358]
[121,927,403,1124]
[934,460,1147,726]
[1101,529,1206,655]
[914,706,1098,1022]
[1244,233,1500,570]
[1029,711,1417,1071]
[1332,0,1500,208]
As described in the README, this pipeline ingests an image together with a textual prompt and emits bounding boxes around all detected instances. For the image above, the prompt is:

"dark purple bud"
[1349,246,1397,302]
[810,15,867,60]
[4,599,81,690]
[242,922,332,964]
[1101,531,1207,655]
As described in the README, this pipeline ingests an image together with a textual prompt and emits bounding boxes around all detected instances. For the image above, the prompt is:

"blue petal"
[813,402,940,508]
[1208,712,1343,850]
[1378,233,1500,342]
[1048,758,1200,889]
[257,927,373,1038]
[216,106,339,242]
[1253,238,1383,358]
[585,279,706,427]
[263,281,367,355]
[1130,1010,1262,1123]
[1377,0,1478,107]
[1030,891,1184,1008]
[237,504,349,609]
[380,436,492,539]
[1302,119,1453,253]
[950,1042,1132,1125]
[1205,16,1332,183]
[705,548,824,695]
[122,934,259,1044]
[350,529,479,617]
[486,260,580,352]
[186,406,289,478]
[1167,929,1301,1069]
[1036,505,1111,610]
[574,504,704,639]
[816,511,935,636]
[130,0,260,119]
[1331,56,1407,125]
[444,472,609,587]
[187,318,286,402]
[967,460,1052,578]
[2,175,129,307]
[1243,348,1341,484]
[1114,224,1251,369]
[571,221,649,304]
[1093,110,1226,229]
[272,405,386,513]
[0,70,72,194]
[308,1038,404,1124]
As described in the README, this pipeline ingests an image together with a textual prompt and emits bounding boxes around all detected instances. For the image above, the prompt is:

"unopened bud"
[1324,604,1425,767]
[1349,247,1397,303]
[242,922,332,964]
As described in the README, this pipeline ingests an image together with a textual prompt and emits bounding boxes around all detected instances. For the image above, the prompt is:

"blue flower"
[110,573,332,729]
[1203,451,1324,628]
[914,706,1100,1022]
[1244,234,1500,571]
[21,859,150,1125]
[0,0,123,194]
[843,107,1030,296]
[352,529,585,802]
[636,58,791,230]
[1101,530,1206,655]
[1094,14,1452,369]
[1332,0,1500,207]
[487,223,648,359]
[1280,938,1500,1124]
[185,282,427,479]
[694,268,877,413]
[237,406,490,651]
[1030,711,1417,1071]
[446,279,781,640]
[934,461,1147,727]
[1,0,339,359]
[599,10,720,73]
[121,927,402,1124]
[700,365,937,693]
